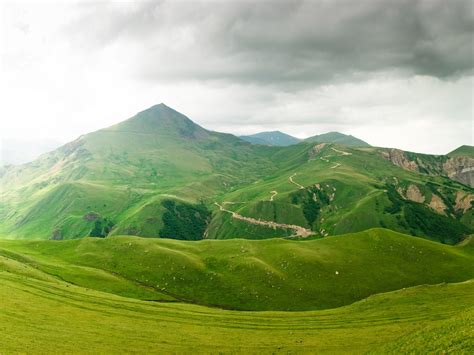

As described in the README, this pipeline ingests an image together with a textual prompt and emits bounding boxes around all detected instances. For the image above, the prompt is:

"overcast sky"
[0,0,472,160]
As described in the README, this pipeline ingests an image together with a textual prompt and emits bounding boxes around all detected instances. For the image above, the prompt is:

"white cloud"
[0,0,472,159]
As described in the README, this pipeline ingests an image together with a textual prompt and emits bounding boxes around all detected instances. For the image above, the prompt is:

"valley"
[1,104,473,243]
[1,104,473,353]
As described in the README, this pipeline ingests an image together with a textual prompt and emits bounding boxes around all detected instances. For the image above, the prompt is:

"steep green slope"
[0,265,472,353]
[0,104,278,240]
[209,143,473,243]
[240,131,301,146]
[448,145,474,158]
[1,104,472,242]
[305,131,370,146]
[1,229,473,311]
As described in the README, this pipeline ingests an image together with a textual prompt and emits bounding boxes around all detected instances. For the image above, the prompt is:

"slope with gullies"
[1,104,473,242]
[208,142,474,243]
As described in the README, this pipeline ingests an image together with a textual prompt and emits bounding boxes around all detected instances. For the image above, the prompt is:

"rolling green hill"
[0,104,473,242]
[0,231,473,353]
[448,145,474,158]
[1,229,473,311]
[304,131,370,147]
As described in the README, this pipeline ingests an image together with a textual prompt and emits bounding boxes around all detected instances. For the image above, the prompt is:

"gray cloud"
[66,0,473,86]
[2,0,471,156]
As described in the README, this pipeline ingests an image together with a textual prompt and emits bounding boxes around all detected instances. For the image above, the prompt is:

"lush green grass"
[304,131,370,146]
[1,104,472,242]
[1,229,473,311]
[0,268,472,353]
[209,143,473,242]
[448,145,474,157]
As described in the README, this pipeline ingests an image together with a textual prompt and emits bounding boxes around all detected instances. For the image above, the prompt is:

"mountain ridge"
[239,130,370,147]
[1,104,473,242]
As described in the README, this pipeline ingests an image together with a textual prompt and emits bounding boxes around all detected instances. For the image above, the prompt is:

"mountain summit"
[0,104,472,243]
[108,103,209,140]
[304,132,370,147]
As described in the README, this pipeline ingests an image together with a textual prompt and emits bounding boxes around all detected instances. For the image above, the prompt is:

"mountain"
[0,104,276,240]
[239,130,370,147]
[304,131,370,146]
[381,147,474,188]
[240,131,301,146]
[1,104,473,244]
[448,145,474,158]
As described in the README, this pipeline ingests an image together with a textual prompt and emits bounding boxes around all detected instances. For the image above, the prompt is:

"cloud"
[0,0,472,157]
[65,0,474,86]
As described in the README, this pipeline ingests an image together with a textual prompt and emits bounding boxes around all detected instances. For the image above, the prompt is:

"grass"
[1,105,472,242]
[0,269,472,353]
[1,228,473,311]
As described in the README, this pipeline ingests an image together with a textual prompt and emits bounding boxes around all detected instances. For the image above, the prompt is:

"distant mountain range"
[1,103,473,244]
[240,130,370,147]
[240,131,301,146]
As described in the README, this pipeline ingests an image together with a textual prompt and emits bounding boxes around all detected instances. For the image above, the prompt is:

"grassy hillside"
[1,104,472,242]
[1,229,473,311]
[209,143,474,243]
[448,145,474,158]
[0,266,472,353]
[0,104,278,240]
[304,131,370,146]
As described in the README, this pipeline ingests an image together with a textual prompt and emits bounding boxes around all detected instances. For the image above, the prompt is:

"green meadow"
[1,232,473,353]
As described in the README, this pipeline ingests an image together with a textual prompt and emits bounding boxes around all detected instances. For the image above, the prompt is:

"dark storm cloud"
[67,0,473,86]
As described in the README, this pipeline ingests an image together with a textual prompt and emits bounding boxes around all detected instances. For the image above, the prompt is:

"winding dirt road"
[331,147,352,156]
[289,173,305,189]
[215,202,313,237]
[269,190,278,201]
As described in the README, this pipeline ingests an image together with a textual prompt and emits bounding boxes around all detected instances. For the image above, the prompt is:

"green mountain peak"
[108,103,209,140]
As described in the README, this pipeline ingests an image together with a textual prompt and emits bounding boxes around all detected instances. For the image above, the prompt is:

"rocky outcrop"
[83,212,101,221]
[50,228,63,240]
[428,195,447,215]
[381,148,474,188]
[455,191,474,212]
[405,184,425,203]
[308,143,327,160]
[443,156,474,187]
[381,149,419,171]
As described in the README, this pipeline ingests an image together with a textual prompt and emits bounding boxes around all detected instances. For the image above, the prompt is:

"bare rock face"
[50,228,62,240]
[381,148,474,188]
[428,194,447,215]
[308,143,327,160]
[405,184,425,203]
[381,149,419,171]
[455,191,474,212]
[443,156,474,188]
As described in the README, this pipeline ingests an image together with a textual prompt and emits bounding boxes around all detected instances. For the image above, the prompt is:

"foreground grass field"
[1,229,473,353]
[1,271,472,353]
[1,229,473,311]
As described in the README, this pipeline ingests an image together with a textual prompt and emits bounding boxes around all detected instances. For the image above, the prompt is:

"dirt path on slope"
[331,147,352,156]
[289,173,305,189]
[269,190,278,201]
[215,202,313,237]
[316,146,352,168]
